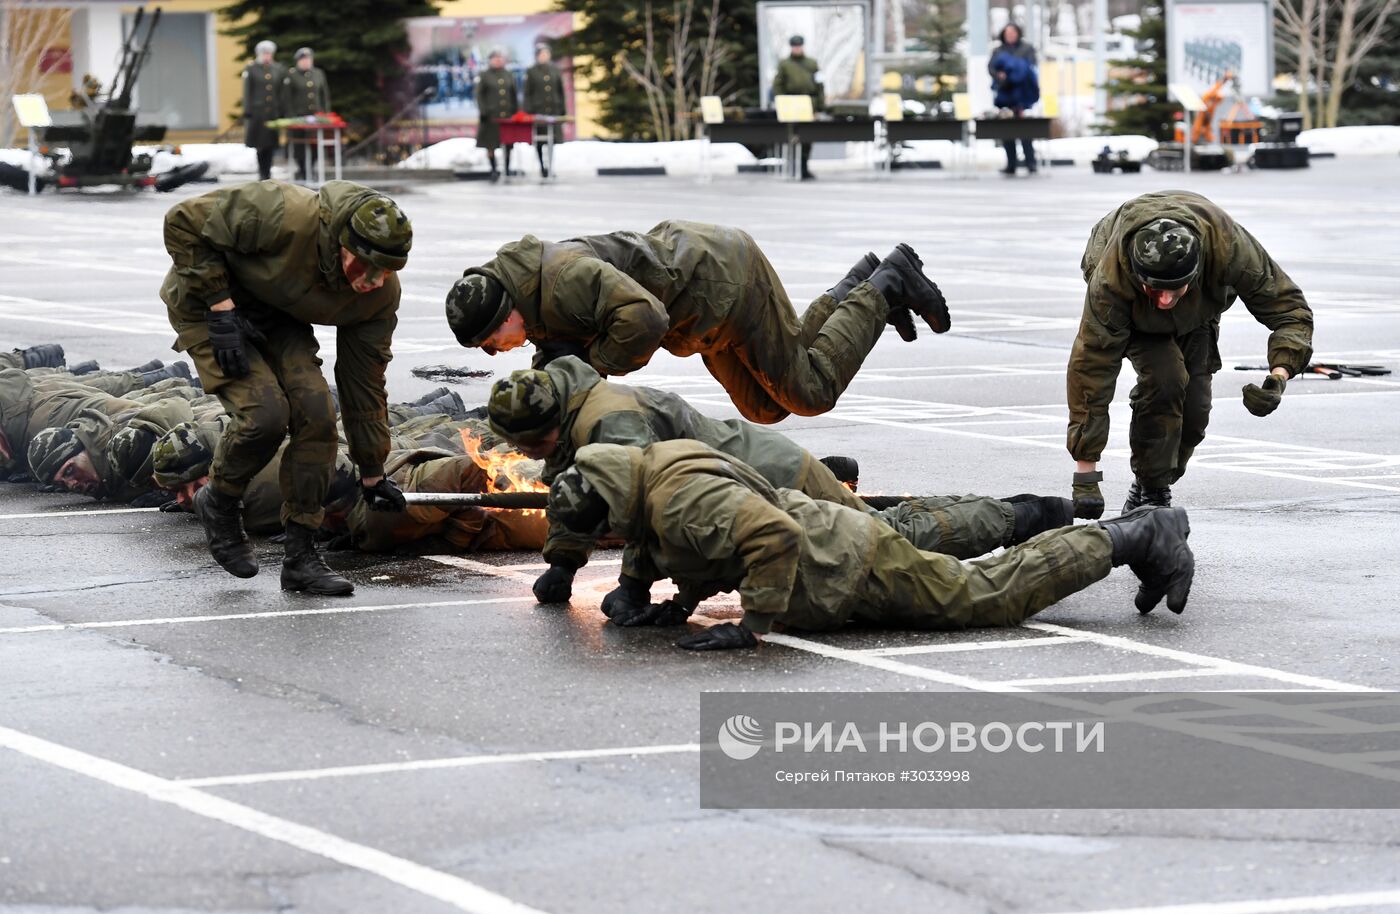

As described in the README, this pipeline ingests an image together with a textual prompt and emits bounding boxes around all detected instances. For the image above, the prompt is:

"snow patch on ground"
[1297,126,1400,156]
[397,136,758,177]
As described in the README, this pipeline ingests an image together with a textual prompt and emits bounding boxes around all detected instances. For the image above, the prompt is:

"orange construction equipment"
[1173,71,1256,145]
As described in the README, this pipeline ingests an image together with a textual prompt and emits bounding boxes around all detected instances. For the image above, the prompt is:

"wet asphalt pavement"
[2,158,1399,913]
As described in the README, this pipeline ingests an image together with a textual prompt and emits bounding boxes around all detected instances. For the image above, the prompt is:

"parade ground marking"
[0,725,548,914]
[1038,888,1400,914]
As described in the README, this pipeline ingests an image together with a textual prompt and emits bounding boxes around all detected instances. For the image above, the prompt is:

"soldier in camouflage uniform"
[160,179,413,595]
[476,48,519,181]
[1067,191,1314,518]
[548,440,1196,650]
[523,44,567,178]
[446,221,951,424]
[243,40,284,180]
[487,356,1075,606]
[771,35,823,180]
[279,47,332,181]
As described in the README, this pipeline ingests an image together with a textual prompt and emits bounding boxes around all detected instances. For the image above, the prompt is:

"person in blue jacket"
[989,24,1041,174]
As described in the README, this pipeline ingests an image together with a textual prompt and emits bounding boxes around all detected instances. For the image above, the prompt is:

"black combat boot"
[1006,495,1076,545]
[819,455,860,490]
[125,359,164,373]
[1123,480,1172,513]
[868,244,951,335]
[168,361,191,379]
[281,522,354,596]
[414,391,467,420]
[67,360,100,375]
[827,252,881,303]
[139,365,187,387]
[20,344,64,369]
[1098,506,1194,614]
[192,485,259,578]
[410,386,453,407]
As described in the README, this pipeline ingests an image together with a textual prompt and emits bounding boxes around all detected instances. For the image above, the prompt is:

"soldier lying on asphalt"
[445,220,951,424]
[547,440,1196,650]
[1067,191,1314,518]
[485,355,1076,607]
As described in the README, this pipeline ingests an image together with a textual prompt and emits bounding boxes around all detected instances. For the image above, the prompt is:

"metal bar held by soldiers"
[401,492,916,510]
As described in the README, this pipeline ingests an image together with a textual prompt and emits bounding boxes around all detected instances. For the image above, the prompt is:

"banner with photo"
[1166,0,1274,99]
[757,1,869,105]
[402,13,576,144]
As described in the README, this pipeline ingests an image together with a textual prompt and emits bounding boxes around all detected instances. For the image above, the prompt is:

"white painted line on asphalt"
[1036,888,1400,914]
[762,634,1026,691]
[0,596,539,635]
[0,252,167,277]
[177,742,703,788]
[985,668,1231,688]
[0,725,547,914]
[425,555,538,583]
[0,507,160,520]
[1025,623,1380,692]
[499,558,623,571]
[858,636,1076,657]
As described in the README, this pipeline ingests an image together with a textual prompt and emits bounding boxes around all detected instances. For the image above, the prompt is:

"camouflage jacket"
[160,180,399,477]
[538,356,816,571]
[67,396,207,501]
[772,55,824,108]
[0,370,141,477]
[575,440,879,634]
[466,221,774,377]
[1067,191,1314,462]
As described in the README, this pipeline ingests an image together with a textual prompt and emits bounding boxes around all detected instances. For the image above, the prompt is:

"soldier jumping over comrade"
[445,220,951,424]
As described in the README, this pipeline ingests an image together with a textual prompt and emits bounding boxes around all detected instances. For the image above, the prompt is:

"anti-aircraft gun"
[35,7,206,192]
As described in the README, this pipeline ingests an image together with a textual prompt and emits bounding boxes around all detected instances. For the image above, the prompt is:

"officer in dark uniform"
[523,43,567,178]
[771,35,824,180]
[242,40,283,181]
[476,48,519,182]
[280,47,332,181]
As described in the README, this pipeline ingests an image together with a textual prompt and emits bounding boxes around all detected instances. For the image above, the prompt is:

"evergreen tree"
[902,1,966,104]
[554,0,758,140]
[1100,6,1177,140]
[1338,7,1400,125]
[220,0,438,139]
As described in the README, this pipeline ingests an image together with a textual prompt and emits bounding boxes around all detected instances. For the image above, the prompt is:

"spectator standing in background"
[242,40,283,181]
[477,48,520,182]
[989,24,1040,175]
[523,44,567,178]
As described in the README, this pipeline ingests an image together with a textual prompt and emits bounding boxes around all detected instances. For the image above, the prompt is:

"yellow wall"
[434,0,605,138]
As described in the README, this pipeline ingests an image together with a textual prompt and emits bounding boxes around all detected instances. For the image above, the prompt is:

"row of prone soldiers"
[138,178,1312,650]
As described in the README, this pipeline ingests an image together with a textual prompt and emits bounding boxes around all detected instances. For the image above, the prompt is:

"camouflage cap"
[446,273,512,347]
[27,426,82,485]
[1130,218,1200,290]
[487,369,561,443]
[150,422,217,489]
[105,425,158,487]
[548,465,609,534]
[340,196,413,272]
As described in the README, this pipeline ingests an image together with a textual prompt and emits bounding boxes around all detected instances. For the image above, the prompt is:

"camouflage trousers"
[1127,326,1216,488]
[348,455,549,552]
[21,367,147,397]
[853,524,1114,631]
[701,275,889,425]
[793,457,1016,558]
[186,322,338,529]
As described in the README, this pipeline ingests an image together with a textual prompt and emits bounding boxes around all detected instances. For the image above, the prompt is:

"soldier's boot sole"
[192,485,258,579]
[873,245,950,334]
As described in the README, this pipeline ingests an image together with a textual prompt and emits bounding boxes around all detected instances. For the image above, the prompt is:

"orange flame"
[459,427,548,514]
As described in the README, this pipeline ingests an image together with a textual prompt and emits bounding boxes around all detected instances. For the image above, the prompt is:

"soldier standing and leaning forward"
[523,43,567,178]
[772,35,823,180]
[477,48,519,182]
[280,47,332,182]
[445,221,951,424]
[548,441,1196,650]
[1067,191,1313,518]
[160,180,413,595]
[242,40,284,181]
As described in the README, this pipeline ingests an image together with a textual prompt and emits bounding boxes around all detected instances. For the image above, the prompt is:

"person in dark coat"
[242,40,283,181]
[988,24,1040,175]
[476,48,520,181]
[523,44,567,178]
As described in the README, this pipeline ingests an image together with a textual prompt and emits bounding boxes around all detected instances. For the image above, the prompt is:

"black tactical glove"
[600,574,650,619]
[614,599,696,628]
[1242,374,1286,417]
[159,499,187,513]
[1072,470,1105,520]
[206,308,255,378]
[676,622,758,650]
[362,477,407,512]
[533,563,576,603]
